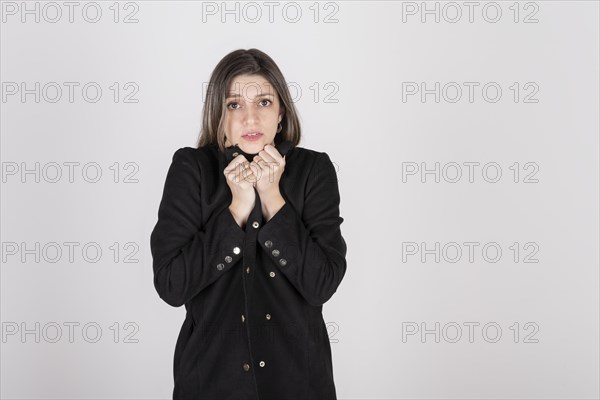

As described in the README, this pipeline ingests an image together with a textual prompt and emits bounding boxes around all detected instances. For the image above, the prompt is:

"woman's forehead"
[229,74,273,89]
[226,76,277,99]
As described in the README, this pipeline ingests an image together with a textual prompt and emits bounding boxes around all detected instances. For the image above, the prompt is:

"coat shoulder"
[168,145,219,168]
[287,146,329,166]
[175,145,216,159]
[290,146,321,158]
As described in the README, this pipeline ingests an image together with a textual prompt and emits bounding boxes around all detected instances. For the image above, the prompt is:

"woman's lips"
[242,132,263,141]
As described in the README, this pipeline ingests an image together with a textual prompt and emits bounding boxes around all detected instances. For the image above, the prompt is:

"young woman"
[150,48,347,399]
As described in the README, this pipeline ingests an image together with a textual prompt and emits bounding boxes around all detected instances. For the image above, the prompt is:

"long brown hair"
[196,48,302,152]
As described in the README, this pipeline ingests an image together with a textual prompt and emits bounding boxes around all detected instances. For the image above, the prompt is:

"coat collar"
[223,140,295,163]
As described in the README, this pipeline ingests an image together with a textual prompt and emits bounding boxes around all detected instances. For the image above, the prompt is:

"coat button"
[265,240,273,248]
[271,249,280,257]
[241,314,245,322]
[243,363,250,371]
[252,221,260,229]
[225,256,232,263]
[279,258,287,266]
[269,271,276,278]
[233,246,241,255]
[246,266,250,274]
[265,314,271,320]
[259,361,265,367]
[216,263,224,271]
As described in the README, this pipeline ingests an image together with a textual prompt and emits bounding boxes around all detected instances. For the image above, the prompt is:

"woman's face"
[223,74,283,153]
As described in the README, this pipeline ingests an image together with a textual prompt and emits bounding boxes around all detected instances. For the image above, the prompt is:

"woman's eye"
[227,99,270,109]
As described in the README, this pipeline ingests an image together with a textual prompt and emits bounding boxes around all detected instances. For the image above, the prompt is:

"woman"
[150,48,347,400]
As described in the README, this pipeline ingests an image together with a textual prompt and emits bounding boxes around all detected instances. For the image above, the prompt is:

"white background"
[1,1,599,399]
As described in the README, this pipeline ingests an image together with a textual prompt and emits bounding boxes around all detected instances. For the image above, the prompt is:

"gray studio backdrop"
[1,1,598,399]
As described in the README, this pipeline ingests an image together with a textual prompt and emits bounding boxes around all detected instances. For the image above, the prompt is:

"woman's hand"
[250,144,287,221]
[224,154,256,228]
[250,144,286,195]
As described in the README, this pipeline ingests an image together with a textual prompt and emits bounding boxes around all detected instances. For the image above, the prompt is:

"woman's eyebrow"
[226,93,275,99]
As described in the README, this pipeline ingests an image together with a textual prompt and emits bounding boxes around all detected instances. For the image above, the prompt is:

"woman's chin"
[236,137,275,154]
[239,140,264,152]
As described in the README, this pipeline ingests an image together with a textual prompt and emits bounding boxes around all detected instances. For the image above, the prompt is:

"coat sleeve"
[150,147,246,307]
[257,151,347,307]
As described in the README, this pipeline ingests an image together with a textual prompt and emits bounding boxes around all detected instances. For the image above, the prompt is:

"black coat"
[150,142,347,399]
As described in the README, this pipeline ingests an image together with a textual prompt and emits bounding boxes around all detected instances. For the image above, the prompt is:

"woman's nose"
[243,105,259,124]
